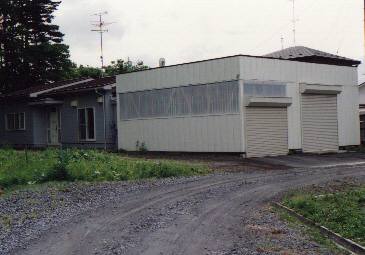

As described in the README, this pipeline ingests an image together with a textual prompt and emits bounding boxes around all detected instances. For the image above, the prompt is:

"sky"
[54,0,364,81]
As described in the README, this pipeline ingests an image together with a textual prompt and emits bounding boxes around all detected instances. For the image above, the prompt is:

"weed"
[0,149,209,191]
[1,215,13,231]
[283,186,365,246]
[273,206,348,255]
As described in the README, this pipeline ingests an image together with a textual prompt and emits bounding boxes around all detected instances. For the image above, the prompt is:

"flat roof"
[119,51,360,76]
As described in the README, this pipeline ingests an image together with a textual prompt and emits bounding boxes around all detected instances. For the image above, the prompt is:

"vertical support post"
[239,78,246,157]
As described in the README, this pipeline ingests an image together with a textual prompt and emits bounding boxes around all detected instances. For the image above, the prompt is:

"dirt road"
[12,163,365,255]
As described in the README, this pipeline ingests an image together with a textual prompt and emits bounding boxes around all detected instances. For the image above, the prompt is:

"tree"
[104,59,148,76]
[66,59,149,79]
[0,0,73,93]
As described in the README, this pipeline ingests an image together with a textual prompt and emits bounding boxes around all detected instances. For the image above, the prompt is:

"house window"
[78,108,95,141]
[5,112,25,131]
[244,82,286,97]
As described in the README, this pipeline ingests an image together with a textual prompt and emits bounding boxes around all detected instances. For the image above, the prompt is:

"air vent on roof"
[159,58,166,67]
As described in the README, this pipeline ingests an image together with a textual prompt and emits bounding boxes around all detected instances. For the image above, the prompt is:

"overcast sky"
[54,0,363,80]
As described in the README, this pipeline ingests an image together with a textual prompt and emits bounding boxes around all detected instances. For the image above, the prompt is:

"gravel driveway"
[1,158,365,255]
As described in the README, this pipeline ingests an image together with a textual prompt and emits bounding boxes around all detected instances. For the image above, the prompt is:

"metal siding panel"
[337,85,360,146]
[245,107,288,158]
[118,114,242,152]
[301,94,339,153]
[238,56,356,86]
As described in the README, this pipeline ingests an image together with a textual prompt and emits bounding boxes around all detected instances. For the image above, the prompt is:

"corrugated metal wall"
[116,55,359,153]
[117,57,240,93]
[117,57,243,152]
[239,56,359,149]
[119,114,242,152]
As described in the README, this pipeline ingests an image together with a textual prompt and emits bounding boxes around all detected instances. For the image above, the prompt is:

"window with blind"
[5,112,25,131]
[119,81,239,120]
[78,108,95,141]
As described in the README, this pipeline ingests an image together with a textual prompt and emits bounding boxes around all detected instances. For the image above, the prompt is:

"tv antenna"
[91,11,115,69]
[289,0,299,46]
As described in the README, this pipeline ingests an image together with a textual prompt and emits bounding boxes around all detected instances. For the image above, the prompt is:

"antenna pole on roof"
[91,11,115,75]
[290,0,297,46]
[363,0,365,64]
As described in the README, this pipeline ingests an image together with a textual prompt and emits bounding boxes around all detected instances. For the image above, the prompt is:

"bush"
[0,149,209,190]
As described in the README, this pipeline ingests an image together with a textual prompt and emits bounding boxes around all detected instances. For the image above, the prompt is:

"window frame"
[5,112,26,131]
[77,107,96,142]
[244,81,287,98]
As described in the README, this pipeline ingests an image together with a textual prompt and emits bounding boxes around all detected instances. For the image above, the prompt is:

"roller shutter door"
[301,94,338,153]
[246,107,288,158]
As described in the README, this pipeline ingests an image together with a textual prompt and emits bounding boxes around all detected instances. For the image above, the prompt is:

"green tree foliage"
[104,59,149,76]
[67,59,149,79]
[64,64,103,79]
[0,0,73,92]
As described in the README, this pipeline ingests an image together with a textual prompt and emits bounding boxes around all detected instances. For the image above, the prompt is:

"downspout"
[95,89,107,150]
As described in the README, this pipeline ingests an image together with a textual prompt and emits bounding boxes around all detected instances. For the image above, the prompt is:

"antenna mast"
[290,0,297,46]
[363,0,365,62]
[91,11,114,70]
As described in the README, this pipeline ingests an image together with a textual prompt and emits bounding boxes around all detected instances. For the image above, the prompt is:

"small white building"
[116,46,360,158]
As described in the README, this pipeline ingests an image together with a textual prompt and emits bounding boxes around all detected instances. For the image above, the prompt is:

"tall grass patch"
[0,149,209,190]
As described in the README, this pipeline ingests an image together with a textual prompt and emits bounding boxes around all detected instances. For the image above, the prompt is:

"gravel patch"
[1,164,364,255]
[228,207,335,255]
[0,174,220,255]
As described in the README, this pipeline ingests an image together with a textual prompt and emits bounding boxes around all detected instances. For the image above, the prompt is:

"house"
[116,46,360,158]
[0,76,117,150]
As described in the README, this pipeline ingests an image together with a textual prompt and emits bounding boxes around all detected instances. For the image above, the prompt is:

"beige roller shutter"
[246,107,288,158]
[301,94,338,153]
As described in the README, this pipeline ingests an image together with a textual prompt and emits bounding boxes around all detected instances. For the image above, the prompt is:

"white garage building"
[116,46,360,158]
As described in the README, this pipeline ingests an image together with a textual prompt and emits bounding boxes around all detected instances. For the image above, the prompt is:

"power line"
[91,11,115,70]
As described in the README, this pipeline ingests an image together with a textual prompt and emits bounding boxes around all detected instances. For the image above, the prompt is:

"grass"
[0,148,209,191]
[273,206,349,255]
[282,185,365,247]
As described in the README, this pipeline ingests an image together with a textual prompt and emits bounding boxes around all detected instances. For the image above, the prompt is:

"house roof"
[264,46,360,67]
[0,77,90,100]
[0,76,116,101]
[43,76,116,96]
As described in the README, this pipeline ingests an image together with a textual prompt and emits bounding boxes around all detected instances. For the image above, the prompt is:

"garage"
[245,107,289,158]
[301,94,339,153]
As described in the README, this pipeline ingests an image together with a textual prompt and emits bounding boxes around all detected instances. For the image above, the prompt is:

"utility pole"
[363,0,365,61]
[91,11,114,70]
[281,35,284,50]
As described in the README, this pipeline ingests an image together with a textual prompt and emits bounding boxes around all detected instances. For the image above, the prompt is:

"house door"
[48,110,60,145]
